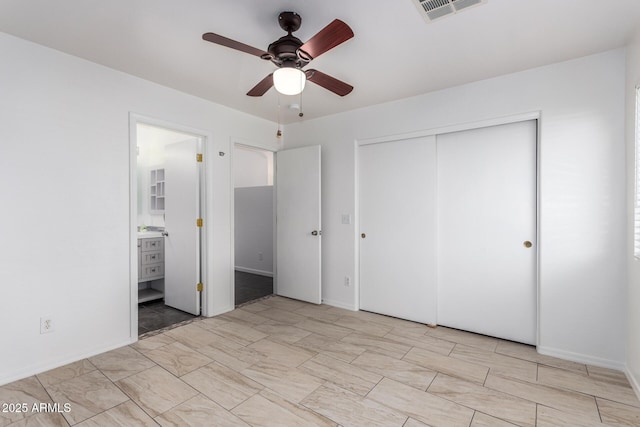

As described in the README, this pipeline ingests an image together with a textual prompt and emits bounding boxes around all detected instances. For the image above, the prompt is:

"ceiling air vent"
[412,0,487,23]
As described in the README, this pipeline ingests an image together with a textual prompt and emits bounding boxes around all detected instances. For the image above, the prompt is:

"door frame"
[356,111,542,345]
[129,113,209,340]
[230,140,278,305]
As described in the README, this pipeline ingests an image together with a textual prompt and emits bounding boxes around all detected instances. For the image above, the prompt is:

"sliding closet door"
[437,120,537,344]
[359,136,437,324]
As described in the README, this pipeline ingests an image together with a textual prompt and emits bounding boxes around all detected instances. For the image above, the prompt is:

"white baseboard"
[537,345,625,371]
[205,305,234,317]
[234,266,273,277]
[0,339,132,387]
[625,366,640,400]
[321,298,357,311]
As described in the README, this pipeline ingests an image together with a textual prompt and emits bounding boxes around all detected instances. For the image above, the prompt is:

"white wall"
[284,49,627,367]
[234,186,274,276]
[234,145,274,188]
[626,30,640,395]
[0,32,278,385]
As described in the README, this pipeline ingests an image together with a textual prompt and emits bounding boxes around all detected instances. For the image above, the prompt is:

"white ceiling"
[1,0,640,124]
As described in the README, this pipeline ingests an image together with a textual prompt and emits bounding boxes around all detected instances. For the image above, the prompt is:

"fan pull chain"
[276,95,282,138]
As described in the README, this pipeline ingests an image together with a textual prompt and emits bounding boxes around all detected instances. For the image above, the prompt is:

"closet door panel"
[437,120,537,344]
[359,136,437,324]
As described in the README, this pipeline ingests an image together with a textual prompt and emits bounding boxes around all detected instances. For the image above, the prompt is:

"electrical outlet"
[40,316,55,334]
[344,276,351,287]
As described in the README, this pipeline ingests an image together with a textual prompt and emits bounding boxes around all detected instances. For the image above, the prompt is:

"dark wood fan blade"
[305,69,353,96]
[298,19,354,60]
[202,32,270,58]
[247,74,274,97]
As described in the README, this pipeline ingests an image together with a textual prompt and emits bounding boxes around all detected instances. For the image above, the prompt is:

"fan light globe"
[273,68,306,95]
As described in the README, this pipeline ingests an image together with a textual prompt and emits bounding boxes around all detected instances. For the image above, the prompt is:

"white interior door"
[164,139,201,315]
[437,120,537,344]
[276,145,321,304]
[359,136,438,324]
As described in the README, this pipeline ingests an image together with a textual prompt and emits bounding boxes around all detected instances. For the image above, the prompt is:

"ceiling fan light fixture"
[273,68,306,95]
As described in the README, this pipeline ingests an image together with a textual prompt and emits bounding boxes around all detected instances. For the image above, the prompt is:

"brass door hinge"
[196,153,203,162]
[196,218,203,227]
[197,282,203,292]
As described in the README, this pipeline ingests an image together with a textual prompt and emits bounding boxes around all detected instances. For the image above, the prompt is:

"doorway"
[233,144,275,305]
[132,119,206,336]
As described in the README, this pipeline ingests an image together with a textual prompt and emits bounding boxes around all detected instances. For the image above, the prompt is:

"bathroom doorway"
[133,120,206,336]
[233,144,275,305]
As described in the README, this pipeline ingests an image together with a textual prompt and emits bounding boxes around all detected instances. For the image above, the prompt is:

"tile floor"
[137,271,273,336]
[2,296,639,426]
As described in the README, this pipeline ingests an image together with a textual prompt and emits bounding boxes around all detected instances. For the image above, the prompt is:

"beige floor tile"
[196,341,265,372]
[484,373,600,421]
[536,404,611,427]
[248,338,316,368]
[241,360,324,403]
[165,323,228,350]
[6,412,69,427]
[239,301,271,313]
[115,366,198,418]
[181,362,263,410]
[333,315,393,337]
[252,321,312,344]
[367,377,474,427]
[218,308,271,326]
[426,326,499,352]
[451,344,538,382]
[329,307,416,330]
[203,320,269,347]
[196,316,230,330]
[0,376,53,426]
[88,346,156,382]
[294,333,367,363]
[47,370,129,424]
[76,400,157,426]
[471,412,519,427]
[261,296,310,311]
[232,389,337,427]
[130,333,176,353]
[384,330,455,356]
[538,365,640,408]
[302,383,408,427]
[428,374,536,427]
[258,307,308,325]
[403,418,430,427]
[36,359,96,388]
[352,351,437,390]
[587,365,632,387]
[293,304,342,323]
[495,340,587,373]
[340,333,412,359]
[295,318,354,340]
[300,353,382,396]
[155,394,251,427]
[597,397,640,426]
[145,342,212,377]
[403,347,489,384]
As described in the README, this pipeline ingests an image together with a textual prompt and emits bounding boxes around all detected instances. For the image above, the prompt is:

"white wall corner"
[537,345,626,371]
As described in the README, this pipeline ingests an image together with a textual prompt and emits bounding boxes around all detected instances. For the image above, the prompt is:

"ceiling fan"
[202,12,354,97]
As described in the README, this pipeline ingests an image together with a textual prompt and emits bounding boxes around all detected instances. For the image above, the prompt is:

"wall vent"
[412,0,487,23]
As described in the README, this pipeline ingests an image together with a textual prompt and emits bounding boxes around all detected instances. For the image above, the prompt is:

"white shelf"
[150,167,165,213]
[138,288,164,303]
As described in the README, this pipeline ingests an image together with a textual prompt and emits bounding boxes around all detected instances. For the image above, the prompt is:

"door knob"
[162,231,169,237]
[523,240,532,248]
[361,233,366,239]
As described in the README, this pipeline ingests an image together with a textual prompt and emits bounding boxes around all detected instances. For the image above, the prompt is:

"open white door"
[164,139,201,315]
[276,145,321,304]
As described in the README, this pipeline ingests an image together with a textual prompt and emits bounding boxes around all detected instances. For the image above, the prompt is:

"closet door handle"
[361,233,366,239]
[311,230,321,236]
[523,240,532,248]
